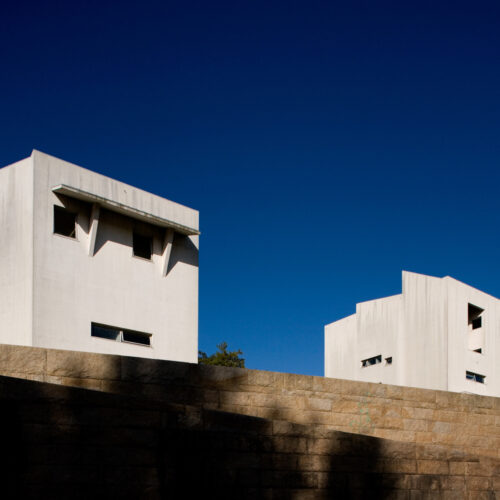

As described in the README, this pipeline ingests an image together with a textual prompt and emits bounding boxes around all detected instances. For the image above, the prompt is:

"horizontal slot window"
[122,330,151,345]
[91,324,120,341]
[91,323,151,347]
[361,355,382,368]
[466,371,485,384]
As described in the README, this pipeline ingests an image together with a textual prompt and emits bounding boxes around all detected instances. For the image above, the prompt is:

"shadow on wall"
[52,195,198,273]
[166,234,198,272]
[91,209,199,273]
[0,373,396,498]
[166,417,392,499]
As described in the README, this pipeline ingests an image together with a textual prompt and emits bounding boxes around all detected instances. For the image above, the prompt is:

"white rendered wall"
[30,151,199,363]
[325,314,356,381]
[356,294,402,385]
[401,272,448,391]
[445,276,498,396]
[325,271,500,396]
[325,295,402,385]
[0,158,34,346]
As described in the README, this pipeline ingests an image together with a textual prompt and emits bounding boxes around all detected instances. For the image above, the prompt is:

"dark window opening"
[468,303,484,330]
[91,324,120,341]
[466,371,485,384]
[385,357,393,364]
[54,206,76,238]
[473,348,482,354]
[361,355,382,368]
[133,233,152,260]
[122,330,151,345]
[91,323,151,347]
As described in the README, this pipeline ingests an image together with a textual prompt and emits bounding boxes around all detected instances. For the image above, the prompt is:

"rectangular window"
[133,232,152,260]
[122,330,151,345]
[54,206,76,238]
[466,371,485,384]
[468,303,484,330]
[385,357,393,365]
[361,355,382,367]
[468,303,485,353]
[91,323,151,347]
[91,324,120,341]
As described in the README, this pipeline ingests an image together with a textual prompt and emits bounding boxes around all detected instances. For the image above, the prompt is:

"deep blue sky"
[1,1,500,375]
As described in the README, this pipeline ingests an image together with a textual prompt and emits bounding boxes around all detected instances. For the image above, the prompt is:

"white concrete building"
[325,271,500,396]
[0,150,199,362]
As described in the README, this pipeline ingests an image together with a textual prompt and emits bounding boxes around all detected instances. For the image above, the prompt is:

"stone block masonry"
[1,344,500,460]
[1,370,499,498]
[2,345,500,497]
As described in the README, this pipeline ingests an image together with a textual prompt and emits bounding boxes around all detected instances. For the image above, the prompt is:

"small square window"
[385,357,393,365]
[133,233,152,260]
[54,206,76,238]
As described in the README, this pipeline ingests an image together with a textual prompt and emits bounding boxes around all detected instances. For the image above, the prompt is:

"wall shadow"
[166,234,199,274]
[0,369,402,499]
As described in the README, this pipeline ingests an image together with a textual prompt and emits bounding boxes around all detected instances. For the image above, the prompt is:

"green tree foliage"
[198,342,245,368]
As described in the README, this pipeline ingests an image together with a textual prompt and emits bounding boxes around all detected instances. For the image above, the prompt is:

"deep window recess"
[468,303,484,330]
[385,357,393,365]
[122,330,151,345]
[467,303,485,353]
[53,206,76,238]
[361,355,382,368]
[472,317,482,329]
[133,233,152,260]
[91,323,151,346]
[91,324,120,341]
[466,371,485,384]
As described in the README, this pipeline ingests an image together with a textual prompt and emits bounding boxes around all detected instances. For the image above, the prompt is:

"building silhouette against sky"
[0,151,199,362]
[325,271,498,396]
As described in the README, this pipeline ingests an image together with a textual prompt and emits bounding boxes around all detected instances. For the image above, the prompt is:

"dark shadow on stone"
[1,358,486,499]
[324,433,395,498]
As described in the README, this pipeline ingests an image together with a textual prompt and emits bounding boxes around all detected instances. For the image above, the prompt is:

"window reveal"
[133,232,152,260]
[91,323,151,346]
[53,206,77,238]
[361,355,382,368]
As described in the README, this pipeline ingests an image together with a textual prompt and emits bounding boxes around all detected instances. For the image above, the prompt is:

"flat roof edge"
[53,184,200,236]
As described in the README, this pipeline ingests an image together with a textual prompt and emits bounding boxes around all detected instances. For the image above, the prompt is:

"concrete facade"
[0,150,199,362]
[325,271,500,396]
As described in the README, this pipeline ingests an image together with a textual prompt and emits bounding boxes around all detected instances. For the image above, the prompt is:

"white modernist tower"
[0,150,199,362]
[325,271,500,396]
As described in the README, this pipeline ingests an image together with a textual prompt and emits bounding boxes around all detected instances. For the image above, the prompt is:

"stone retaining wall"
[1,374,499,498]
[1,344,499,461]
